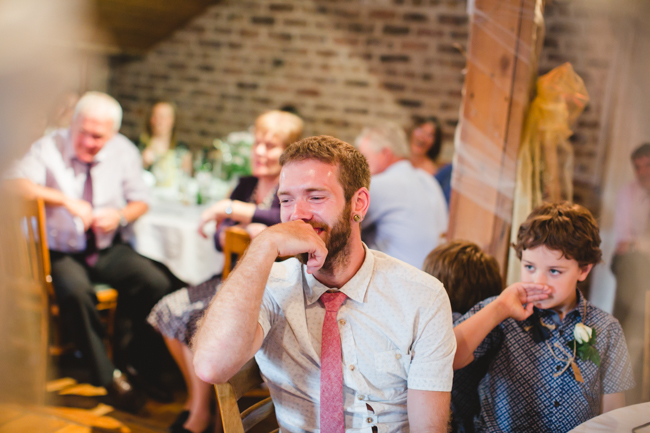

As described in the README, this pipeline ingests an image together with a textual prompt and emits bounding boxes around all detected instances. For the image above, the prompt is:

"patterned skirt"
[147,275,221,345]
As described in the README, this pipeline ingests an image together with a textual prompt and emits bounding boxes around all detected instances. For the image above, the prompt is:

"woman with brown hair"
[409,116,453,205]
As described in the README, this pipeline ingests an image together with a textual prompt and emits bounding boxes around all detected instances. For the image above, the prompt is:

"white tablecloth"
[569,402,650,432]
[133,200,223,286]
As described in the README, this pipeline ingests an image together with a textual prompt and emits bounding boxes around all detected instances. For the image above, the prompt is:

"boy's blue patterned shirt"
[454,290,635,432]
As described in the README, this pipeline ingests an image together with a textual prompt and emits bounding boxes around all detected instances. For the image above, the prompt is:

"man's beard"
[298,202,352,274]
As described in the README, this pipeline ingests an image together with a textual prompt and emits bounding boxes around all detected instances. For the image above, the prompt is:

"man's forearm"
[9,179,69,206]
[193,237,277,383]
[122,201,148,223]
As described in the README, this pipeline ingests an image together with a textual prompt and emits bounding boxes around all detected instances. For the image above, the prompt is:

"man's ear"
[351,187,370,221]
[577,263,594,282]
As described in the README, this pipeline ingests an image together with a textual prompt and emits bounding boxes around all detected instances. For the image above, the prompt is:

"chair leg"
[104,305,117,362]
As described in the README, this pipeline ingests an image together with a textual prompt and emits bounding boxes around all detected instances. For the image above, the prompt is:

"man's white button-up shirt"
[256,245,456,433]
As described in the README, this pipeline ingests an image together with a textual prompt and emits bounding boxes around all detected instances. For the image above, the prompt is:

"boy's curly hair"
[514,201,602,267]
[423,240,503,314]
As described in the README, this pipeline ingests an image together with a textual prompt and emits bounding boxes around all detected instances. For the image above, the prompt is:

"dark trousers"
[50,242,173,386]
[612,251,650,403]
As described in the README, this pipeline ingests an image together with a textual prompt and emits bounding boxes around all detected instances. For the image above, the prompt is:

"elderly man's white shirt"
[7,129,149,252]
[255,246,456,433]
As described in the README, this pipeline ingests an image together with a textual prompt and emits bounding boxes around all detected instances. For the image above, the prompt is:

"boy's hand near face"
[495,283,552,321]
[453,283,551,370]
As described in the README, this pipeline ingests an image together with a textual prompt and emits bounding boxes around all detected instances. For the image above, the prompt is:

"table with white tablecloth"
[569,403,650,432]
[133,199,223,286]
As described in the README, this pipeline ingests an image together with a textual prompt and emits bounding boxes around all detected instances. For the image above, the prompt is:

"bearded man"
[193,136,456,432]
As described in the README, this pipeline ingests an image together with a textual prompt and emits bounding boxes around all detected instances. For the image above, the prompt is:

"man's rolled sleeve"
[121,145,150,204]
[407,288,456,392]
[6,143,46,184]
[257,288,277,340]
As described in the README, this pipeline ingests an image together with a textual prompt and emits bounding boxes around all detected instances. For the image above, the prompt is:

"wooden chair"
[22,198,119,360]
[222,226,252,279]
[643,290,650,402]
[215,358,278,433]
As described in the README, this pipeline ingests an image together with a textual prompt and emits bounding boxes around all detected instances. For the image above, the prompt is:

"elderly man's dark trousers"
[50,242,171,386]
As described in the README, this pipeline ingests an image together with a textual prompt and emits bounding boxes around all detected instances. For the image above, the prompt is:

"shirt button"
[556,365,562,371]
[367,417,373,423]
[559,330,564,337]
[339,319,346,326]
[358,395,365,400]
[349,365,355,371]
[395,353,402,360]
[554,401,560,408]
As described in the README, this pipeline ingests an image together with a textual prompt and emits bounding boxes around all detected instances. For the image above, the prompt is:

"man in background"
[356,122,448,268]
[611,142,650,403]
[8,91,173,411]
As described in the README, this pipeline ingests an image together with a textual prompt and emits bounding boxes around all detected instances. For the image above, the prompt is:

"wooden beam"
[447,0,544,275]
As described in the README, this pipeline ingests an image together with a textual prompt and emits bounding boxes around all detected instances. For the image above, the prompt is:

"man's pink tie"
[82,162,99,267]
[320,291,348,433]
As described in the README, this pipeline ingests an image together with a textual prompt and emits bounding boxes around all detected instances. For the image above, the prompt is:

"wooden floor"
[42,383,190,433]
[3,379,277,433]
[0,349,278,433]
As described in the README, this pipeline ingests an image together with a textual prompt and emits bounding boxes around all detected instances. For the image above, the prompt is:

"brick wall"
[109,0,616,213]
[109,0,468,156]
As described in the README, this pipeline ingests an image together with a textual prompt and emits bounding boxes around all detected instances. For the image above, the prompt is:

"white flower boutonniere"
[574,323,592,344]
[568,323,600,367]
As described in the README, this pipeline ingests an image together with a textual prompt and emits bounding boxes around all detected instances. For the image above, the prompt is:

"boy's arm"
[601,392,625,413]
[453,283,550,370]
[193,220,327,384]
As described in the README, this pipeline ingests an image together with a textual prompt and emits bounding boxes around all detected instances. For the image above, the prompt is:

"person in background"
[148,110,303,433]
[453,202,634,432]
[138,100,192,186]
[356,122,448,268]
[611,142,650,403]
[7,91,175,411]
[423,240,503,432]
[193,135,456,432]
[409,116,453,205]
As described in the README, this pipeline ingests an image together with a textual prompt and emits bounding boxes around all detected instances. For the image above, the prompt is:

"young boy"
[453,202,635,432]
[423,240,503,433]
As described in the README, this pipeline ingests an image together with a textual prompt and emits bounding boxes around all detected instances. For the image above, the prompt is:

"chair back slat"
[216,383,246,433]
[215,358,276,433]
[222,227,252,280]
[241,397,274,431]
[20,199,54,300]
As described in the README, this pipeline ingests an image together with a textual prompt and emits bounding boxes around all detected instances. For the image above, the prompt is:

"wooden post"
[447,0,544,276]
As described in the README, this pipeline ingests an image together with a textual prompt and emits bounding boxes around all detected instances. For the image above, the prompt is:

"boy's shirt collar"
[527,289,586,342]
[535,288,586,324]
